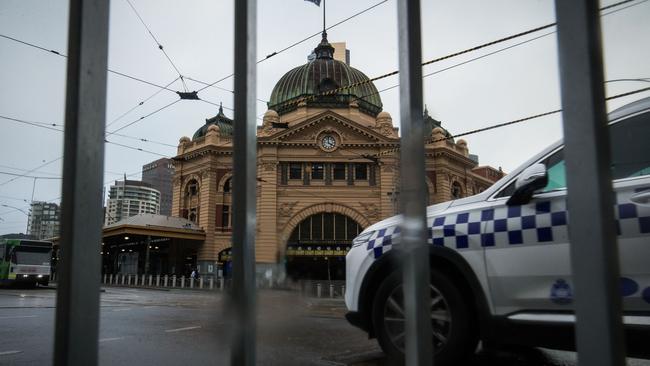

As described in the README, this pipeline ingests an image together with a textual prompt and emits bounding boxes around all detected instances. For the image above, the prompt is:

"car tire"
[372,269,477,365]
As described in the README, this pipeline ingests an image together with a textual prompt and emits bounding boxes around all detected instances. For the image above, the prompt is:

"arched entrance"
[285,212,363,280]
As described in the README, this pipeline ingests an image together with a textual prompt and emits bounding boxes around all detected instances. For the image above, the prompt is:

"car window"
[494,110,650,199]
[541,149,566,192]
[494,148,564,198]
[610,111,650,179]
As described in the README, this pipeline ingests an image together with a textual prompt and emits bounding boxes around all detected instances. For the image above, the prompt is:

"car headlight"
[352,231,375,247]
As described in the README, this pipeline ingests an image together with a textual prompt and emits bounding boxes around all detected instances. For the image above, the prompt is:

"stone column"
[197,168,218,277]
[257,149,279,264]
[379,155,399,219]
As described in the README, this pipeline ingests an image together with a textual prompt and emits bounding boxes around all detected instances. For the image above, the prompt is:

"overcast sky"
[1,0,649,235]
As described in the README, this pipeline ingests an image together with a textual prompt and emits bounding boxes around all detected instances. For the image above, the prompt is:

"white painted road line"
[0,350,23,356]
[112,308,131,312]
[0,315,37,319]
[164,326,201,333]
[99,337,125,343]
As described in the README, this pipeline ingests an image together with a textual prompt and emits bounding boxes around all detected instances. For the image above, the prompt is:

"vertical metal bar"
[554,2,625,365]
[53,0,110,365]
[231,0,257,365]
[396,0,433,365]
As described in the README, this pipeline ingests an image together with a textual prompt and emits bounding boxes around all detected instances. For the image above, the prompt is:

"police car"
[344,97,650,364]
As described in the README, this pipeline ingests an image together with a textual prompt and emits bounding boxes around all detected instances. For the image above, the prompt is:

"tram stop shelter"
[101,214,205,277]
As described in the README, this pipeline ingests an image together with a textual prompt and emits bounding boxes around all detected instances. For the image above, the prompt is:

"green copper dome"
[268,32,383,117]
[192,104,233,140]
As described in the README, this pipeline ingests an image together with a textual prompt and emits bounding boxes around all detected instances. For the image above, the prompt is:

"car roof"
[471,96,650,201]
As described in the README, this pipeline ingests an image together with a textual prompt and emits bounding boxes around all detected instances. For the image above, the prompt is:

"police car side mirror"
[506,163,548,206]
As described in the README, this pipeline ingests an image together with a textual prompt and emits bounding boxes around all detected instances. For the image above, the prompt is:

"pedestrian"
[191,269,197,282]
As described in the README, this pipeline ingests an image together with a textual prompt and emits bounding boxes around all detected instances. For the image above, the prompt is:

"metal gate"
[53,0,627,365]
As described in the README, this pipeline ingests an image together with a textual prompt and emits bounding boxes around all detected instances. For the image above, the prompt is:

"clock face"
[321,135,336,150]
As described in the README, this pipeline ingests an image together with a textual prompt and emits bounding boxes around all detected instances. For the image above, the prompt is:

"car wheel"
[372,269,477,365]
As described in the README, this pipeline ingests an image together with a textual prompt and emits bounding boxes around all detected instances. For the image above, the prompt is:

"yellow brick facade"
[171,104,502,277]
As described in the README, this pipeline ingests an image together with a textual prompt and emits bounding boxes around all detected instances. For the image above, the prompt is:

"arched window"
[223,177,231,193]
[186,179,199,196]
[451,181,463,199]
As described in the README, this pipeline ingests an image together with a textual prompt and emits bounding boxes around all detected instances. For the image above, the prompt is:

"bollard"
[141,274,146,286]
[190,277,194,289]
[156,275,160,287]
[329,284,334,298]
[148,275,153,286]
[316,283,322,298]
[209,277,214,290]
[163,275,168,287]
[103,274,107,284]
[172,275,176,288]
[181,276,185,288]
[109,274,113,285]
[341,285,345,297]
[127,275,131,286]
[199,277,204,289]
[220,278,224,290]
[122,274,126,285]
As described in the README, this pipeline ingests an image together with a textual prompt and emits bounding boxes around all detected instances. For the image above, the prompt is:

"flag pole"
[323,0,326,34]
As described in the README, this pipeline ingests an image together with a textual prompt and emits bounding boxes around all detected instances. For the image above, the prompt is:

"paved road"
[0,286,647,365]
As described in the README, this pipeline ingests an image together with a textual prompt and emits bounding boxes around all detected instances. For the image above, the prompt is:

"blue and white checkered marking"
[366,195,650,259]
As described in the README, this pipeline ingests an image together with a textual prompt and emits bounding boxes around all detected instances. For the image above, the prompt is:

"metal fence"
[53,0,625,365]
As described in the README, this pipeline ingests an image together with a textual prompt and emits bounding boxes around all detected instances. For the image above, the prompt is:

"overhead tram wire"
[195,0,390,93]
[270,0,643,113]
[105,140,169,157]
[197,98,264,122]
[0,157,63,187]
[0,33,176,92]
[0,114,177,148]
[350,0,649,108]
[1,1,390,122]
[107,98,181,134]
[0,164,60,178]
[0,171,62,180]
[124,0,189,92]
[106,76,180,129]
[368,86,650,160]
[184,76,269,104]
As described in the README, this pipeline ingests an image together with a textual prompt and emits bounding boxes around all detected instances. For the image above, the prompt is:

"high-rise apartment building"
[27,201,60,239]
[142,158,175,216]
[104,180,161,225]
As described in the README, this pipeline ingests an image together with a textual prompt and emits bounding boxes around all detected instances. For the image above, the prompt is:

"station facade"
[171,34,503,280]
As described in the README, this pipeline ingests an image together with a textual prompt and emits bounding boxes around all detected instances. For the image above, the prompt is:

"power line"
[0,171,62,180]
[354,0,649,103]
[105,140,169,157]
[196,0,390,93]
[372,86,650,159]
[271,0,642,112]
[107,98,181,134]
[0,33,179,92]
[124,0,189,91]
[0,157,63,187]
[107,76,180,128]
[184,76,269,104]
[1,114,177,148]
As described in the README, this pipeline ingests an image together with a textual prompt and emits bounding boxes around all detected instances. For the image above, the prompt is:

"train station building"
[169,33,504,280]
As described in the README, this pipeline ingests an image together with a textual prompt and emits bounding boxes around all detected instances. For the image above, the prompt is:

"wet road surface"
[0,286,647,365]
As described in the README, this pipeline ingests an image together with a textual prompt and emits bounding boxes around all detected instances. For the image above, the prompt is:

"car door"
[482,148,571,315]
[609,110,650,311]
[483,108,650,316]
